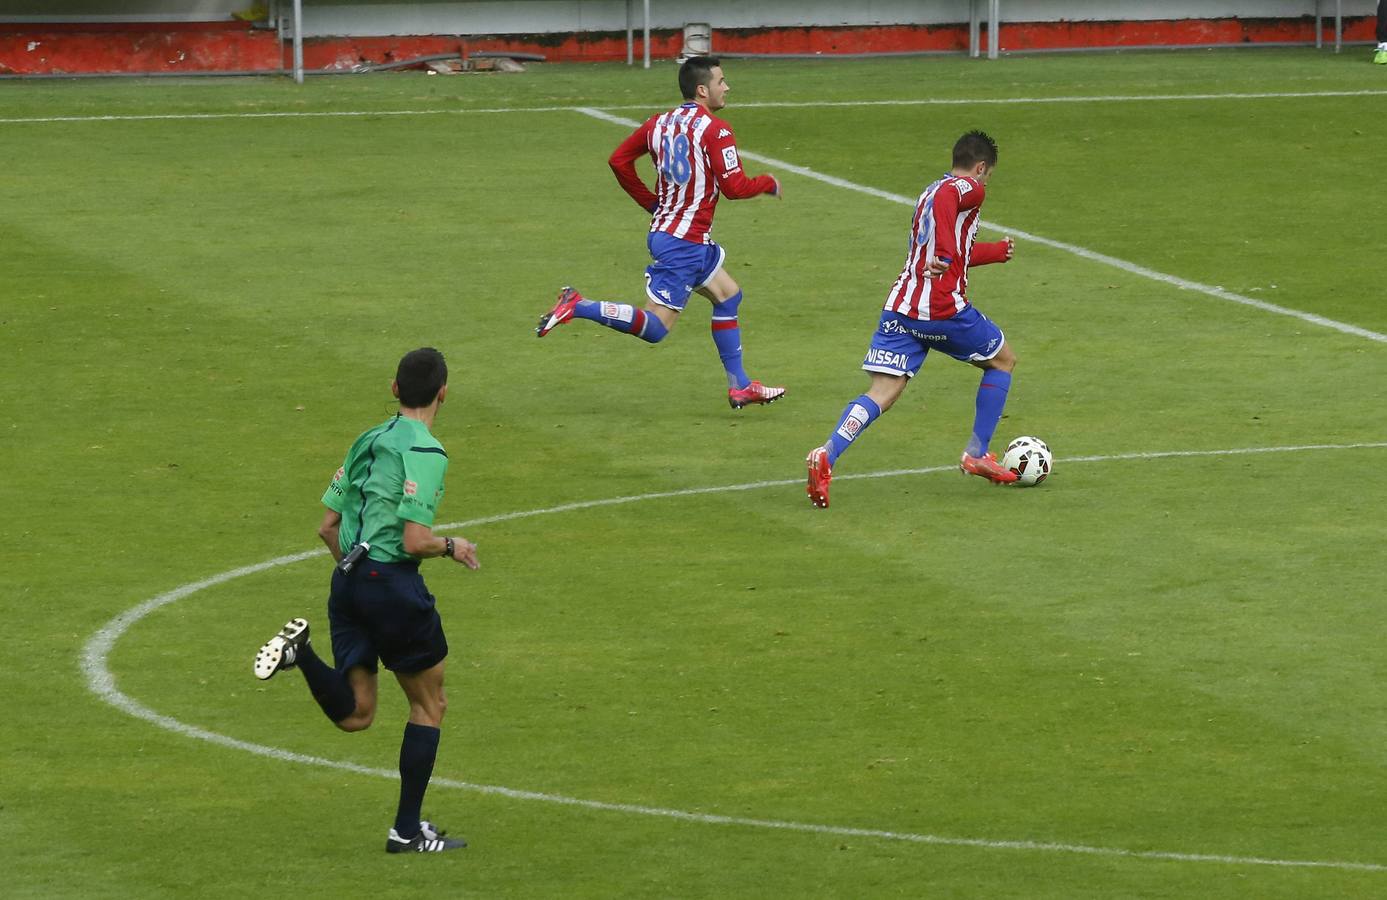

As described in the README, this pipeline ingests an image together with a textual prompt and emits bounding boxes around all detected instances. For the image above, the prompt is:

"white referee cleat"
[253,617,310,681]
[386,825,468,853]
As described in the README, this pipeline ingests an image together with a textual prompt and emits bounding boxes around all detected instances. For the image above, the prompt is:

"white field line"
[7,93,1383,344]
[724,90,1387,108]
[5,88,1386,125]
[574,109,1387,345]
[82,441,1387,874]
[0,106,577,124]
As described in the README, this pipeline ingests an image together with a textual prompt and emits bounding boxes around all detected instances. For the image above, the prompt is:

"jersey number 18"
[658,134,692,184]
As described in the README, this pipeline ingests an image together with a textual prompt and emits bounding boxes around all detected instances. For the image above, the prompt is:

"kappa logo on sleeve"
[717,128,731,138]
[722,146,739,170]
[404,480,418,497]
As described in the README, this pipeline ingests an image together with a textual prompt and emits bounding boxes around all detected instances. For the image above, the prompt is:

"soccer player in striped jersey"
[806,131,1019,508]
[535,56,787,410]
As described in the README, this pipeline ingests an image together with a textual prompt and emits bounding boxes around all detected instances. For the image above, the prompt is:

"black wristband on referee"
[444,537,455,560]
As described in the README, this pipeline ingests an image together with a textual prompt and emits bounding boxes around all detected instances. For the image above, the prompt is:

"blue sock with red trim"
[966,369,1012,457]
[825,395,882,465]
[572,300,668,343]
[709,291,750,389]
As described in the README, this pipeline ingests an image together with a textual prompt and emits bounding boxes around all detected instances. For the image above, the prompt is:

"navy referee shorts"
[326,559,448,675]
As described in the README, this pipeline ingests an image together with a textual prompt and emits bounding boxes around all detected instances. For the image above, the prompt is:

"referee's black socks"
[295,643,358,723]
[395,722,442,839]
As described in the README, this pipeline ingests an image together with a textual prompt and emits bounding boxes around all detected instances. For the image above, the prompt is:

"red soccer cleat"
[959,451,1019,485]
[536,286,582,337]
[806,446,832,508]
[728,380,786,409]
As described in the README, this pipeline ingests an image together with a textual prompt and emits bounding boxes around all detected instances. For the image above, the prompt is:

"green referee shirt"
[321,414,448,563]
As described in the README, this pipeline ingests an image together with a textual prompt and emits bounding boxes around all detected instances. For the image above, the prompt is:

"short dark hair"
[952,130,998,170]
[395,347,447,408]
[679,55,721,100]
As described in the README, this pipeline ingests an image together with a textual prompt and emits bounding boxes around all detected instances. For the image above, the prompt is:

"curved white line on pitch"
[82,442,1387,873]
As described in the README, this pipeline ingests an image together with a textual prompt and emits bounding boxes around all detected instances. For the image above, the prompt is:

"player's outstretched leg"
[805,394,883,507]
[721,291,787,407]
[959,366,1018,484]
[710,290,750,389]
[708,289,786,408]
[537,286,669,343]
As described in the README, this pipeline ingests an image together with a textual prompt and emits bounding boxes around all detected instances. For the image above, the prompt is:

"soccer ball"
[1001,435,1052,487]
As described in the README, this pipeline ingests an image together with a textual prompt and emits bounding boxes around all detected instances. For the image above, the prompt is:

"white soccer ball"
[1001,435,1052,487]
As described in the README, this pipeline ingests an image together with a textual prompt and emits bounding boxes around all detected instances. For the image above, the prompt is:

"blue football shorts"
[328,559,449,675]
[861,306,1006,378]
[643,231,726,311]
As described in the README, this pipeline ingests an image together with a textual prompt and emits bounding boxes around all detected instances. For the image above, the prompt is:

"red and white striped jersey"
[609,102,778,245]
[883,174,1010,320]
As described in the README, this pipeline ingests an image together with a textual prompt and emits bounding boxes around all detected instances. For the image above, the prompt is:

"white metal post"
[988,0,1000,60]
[1335,0,1342,53]
[626,0,633,65]
[969,0,980,58]
[643,0,651,69]
[292,0,303,83]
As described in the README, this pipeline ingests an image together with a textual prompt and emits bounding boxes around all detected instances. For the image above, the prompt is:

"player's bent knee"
[710,289,743,318]
[989,345,1017,372]
[335,711,374,733]
[409,689,447,726]
[411,705,445,728]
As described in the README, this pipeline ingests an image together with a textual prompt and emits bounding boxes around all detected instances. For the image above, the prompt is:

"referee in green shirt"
[253,347,478,853]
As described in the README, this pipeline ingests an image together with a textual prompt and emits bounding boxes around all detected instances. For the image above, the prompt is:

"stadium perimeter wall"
[0,1,1377,75]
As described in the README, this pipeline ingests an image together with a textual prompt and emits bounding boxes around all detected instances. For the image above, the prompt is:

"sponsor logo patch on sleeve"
[721,146,739,170]
[404,480,418,497]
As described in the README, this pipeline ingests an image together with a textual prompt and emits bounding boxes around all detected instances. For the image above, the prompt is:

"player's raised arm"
[609,119,659,212]
[970,235,1014,266]
[705,125,778,200]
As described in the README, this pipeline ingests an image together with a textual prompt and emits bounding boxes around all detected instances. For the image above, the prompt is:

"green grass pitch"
[3,48,1386,897]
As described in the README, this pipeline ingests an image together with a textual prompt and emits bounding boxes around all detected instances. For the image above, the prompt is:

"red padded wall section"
[0,18,1377,75]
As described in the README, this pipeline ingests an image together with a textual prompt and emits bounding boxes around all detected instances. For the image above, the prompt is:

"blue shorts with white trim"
[861,306,1005,378]
[644,232,726,311]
